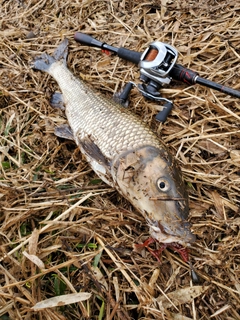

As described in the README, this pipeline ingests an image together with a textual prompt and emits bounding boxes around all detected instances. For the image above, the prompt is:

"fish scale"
[32,39,195,250]
[50,61,160,159]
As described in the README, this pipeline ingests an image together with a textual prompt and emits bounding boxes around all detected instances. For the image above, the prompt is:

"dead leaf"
[196,32,213,43]
[32,292,92,310]
[198,140,224,154]
[173,20,181,33]
[230,150,240,166]
[178,45,190,53]
[23,251,45,270]
[169,313,194,320]
[29,228,40,255]
[97,58,111,70]
[229,218,240,226]
[157,286,209,308]
[211,190,225,219]
[161,0,167,17]
[222,198,238,213]
[91,266,108,290]
[113,276,120,301]
[210,304,231,318]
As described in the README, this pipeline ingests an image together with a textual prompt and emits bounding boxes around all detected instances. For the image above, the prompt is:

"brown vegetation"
[0,0,239,319]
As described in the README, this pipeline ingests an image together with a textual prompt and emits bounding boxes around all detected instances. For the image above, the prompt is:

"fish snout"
[161,219,196,244]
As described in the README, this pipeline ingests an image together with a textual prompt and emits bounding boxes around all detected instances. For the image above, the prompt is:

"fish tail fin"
[53,38,68,62]
[31,38,68,72]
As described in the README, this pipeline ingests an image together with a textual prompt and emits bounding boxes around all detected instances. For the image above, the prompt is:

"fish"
[31,39,195,256]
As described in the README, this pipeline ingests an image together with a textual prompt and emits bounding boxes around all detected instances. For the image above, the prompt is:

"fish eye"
[156,177,171,192]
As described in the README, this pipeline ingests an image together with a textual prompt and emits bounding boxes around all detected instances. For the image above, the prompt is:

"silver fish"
[32,39,195,247]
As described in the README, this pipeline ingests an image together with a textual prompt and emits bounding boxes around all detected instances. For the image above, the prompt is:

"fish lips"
[149,218,196,245]
[148,175,195,244]
[162,219,196,244]
[149,198,196,244]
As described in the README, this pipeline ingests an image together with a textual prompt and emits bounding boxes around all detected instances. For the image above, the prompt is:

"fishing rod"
[74,32,240,122]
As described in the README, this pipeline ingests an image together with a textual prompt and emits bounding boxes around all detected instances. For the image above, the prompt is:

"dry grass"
[0,0,240,319]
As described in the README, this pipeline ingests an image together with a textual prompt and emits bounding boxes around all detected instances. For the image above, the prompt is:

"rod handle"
[74,32,104,48]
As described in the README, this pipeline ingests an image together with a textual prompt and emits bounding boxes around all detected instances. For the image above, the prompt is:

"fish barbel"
[31,39,195,247]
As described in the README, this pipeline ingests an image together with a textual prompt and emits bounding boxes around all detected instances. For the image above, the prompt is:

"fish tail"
[31,38,68,72]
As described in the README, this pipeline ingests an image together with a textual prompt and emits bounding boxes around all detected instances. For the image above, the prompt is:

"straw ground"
[0,1,239,319]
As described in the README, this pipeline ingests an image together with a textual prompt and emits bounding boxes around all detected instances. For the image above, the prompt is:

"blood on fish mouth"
[134,237,189,263]
[134,237,199,283]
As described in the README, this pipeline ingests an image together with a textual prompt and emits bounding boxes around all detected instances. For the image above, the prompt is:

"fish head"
[112,146,195,245]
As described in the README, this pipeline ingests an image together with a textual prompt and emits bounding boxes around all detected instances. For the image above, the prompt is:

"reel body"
[74,32,240,122]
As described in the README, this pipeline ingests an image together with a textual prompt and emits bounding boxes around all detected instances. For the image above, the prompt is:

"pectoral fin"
[78,135,114,186]
[55,124,75,141]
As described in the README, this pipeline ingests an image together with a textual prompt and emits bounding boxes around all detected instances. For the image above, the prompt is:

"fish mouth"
[148,219,196,245]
